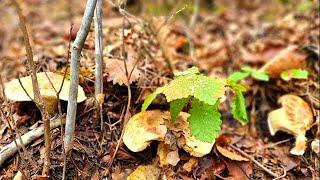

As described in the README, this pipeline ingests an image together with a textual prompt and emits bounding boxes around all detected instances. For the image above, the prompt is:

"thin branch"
[64,0,97,153]
[94,0,104,133]
[0,116,66,167]
[94,0,104,96]
[229,144,279,178]
[11,0,51,175]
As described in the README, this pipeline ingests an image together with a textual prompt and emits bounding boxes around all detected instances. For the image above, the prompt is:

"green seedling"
[142,67,248,143]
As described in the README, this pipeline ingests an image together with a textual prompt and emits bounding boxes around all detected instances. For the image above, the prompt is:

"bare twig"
[94,0,104,97]
[64,0,97,153]
[0,116,66,167]
[11,0,51,175]
[106,1,134,175]
[229,144,279,178]
[94,0,104,132]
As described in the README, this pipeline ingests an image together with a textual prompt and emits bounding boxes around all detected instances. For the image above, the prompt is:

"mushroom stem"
[290,134,307,155]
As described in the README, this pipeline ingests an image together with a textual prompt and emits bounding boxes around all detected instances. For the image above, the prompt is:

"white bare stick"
[64,0,97,153]
[0,117,66,167]
[94,0,104,96]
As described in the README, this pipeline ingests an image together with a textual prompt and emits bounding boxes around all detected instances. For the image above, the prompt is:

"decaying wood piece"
[0,117,66,167]
[64,0,97,153]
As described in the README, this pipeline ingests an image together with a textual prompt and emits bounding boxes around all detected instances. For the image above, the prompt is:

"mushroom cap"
[260,45,307,77]
[4,72,87,102]
[123,110,168,152]
[278,94,314,130]
[267,94,314,155]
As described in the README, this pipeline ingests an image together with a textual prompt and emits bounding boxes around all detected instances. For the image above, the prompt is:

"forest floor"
[0,0,319,179]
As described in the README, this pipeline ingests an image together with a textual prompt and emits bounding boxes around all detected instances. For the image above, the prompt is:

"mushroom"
[268,94,314,155]
[123,110,168,152]
[4,72,86,114]
[123,110,215,157]
[259,45,307,77]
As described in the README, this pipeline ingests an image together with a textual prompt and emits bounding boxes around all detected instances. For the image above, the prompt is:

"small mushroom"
[260,45,307,77]
[123,110,168,152]
[4,72,86,114]
[268,94,314,155]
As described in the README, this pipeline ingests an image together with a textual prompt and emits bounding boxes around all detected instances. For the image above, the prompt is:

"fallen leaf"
[260,45,307,77]
[182,157,199,172]
[157,142,180,166]
[127,165,160,180]
[224,159,253,180]
[105,57,141,86]
[216,145,249,161]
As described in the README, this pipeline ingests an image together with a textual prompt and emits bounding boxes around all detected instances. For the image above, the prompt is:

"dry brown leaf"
[127,165,160,180]
[268,94,314,155]
[182,157,199,172]
[105,57,141,86]
[216,145,249,161]
[157,142,180,166]
[260,45,307,77]
[224,159,253,180]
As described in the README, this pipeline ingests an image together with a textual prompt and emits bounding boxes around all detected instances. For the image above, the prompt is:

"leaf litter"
[0,0,319,179]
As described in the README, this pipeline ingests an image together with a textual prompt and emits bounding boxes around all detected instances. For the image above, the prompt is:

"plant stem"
[94,0,104,131]
[94,0,104,96]
[64,0,97,153]
[11,0,51,175]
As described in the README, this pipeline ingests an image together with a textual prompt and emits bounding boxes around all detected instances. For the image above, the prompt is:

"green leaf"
[251,70,269,81]
[280,69,309,81]
[162,74,198,102]
[231,90,248,125]
[227,81,246,92]
[188,98,222,143]
[192,75,226,105]
[162,73,226,105]
[170,97,189,122]
[241,66,255,73]
[228,71,250,82]
[174,66,200,77]
[141,87,164,112]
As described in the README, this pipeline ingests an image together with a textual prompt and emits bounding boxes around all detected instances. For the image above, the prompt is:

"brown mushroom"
[123,110,215,157]
[4,72,86,114]
[268,94,314,155]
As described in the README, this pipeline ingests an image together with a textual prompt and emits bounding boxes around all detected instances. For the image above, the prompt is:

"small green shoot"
[280,68,309,81]
[228,66,269,82]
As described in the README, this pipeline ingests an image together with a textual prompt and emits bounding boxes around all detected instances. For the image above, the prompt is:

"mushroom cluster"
[4,72,87,114]
[123,110,215,162]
